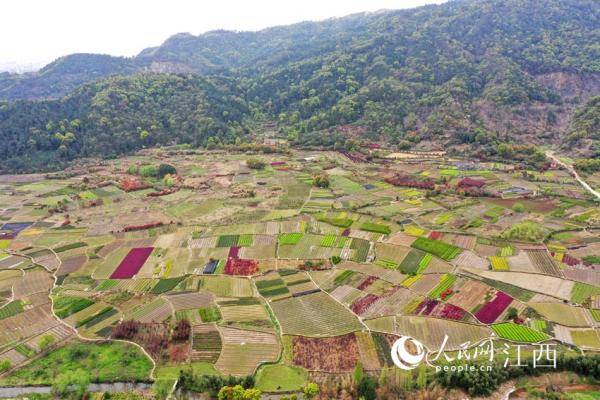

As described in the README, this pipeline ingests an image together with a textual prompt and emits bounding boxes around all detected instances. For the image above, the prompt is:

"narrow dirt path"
[546,151,600,200]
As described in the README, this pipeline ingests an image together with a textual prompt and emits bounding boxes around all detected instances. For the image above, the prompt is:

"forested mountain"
[0,54,139,100]
[1,0,599,172]
[0,74,248,171]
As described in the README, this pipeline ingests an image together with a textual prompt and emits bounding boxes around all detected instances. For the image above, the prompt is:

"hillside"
[1,0,599,171]
[0,74,248,172]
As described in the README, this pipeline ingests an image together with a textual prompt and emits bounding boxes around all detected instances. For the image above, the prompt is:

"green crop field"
[412,237,461,261]
[278,233,303,245]
[53,296,95,319]
[0,300,24,320]
[416,253,432,273]
[360,222,391,235]
[320,234,337,247]
[238,234,253,246]
[198,305,222,322]
[571,282,600,304]
[398,249,425,274]
[492,323,549,343]
[351,238,370,263]
[217,234,240,247]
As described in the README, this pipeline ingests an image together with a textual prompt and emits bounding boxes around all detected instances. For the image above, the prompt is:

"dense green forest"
[1,0,599,172]
[0,74,248,171]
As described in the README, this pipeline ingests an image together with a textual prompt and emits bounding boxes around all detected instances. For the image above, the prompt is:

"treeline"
[436,354,600,396]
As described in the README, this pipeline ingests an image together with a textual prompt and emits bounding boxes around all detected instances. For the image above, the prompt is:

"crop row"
[412,237,461,261]
[492,322,548,343]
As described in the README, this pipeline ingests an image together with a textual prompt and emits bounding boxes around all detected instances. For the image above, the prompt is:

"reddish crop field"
[110,247,154,279]
[474,291,512,324]
[228,246,240,259]
[415,298,439,315]
[293,333,359,372]
[434,303,466,320]
[562,254,580,266]
[224,258,258,275]
[357,276,377,291]
[351,294,380,315]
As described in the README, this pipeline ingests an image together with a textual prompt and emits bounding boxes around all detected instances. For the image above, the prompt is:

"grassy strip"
[53,242,88,253]
[360,222,391,235]
[0,341,153,385]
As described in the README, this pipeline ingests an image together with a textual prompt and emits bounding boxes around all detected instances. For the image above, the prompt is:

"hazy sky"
[2,0,446,68]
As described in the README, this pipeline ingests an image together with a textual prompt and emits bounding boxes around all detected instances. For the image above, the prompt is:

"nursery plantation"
[0,145,599,398]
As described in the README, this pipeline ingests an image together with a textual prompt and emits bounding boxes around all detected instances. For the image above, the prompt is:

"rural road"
[546,151,600,201]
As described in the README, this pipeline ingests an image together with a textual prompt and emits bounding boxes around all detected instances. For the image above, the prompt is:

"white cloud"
[2,0,446,66]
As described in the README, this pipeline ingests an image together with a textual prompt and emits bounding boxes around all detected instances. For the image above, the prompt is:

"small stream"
[0,382,152,398]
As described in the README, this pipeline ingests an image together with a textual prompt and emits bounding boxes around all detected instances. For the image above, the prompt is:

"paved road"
[546,151,600,201]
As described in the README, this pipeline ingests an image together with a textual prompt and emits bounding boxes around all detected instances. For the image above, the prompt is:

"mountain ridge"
[0,0,599,172]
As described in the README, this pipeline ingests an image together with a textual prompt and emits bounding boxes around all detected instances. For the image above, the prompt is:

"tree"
[163,174,176,187]
[218,385,261,400]
[172,318,191,341]
[354,360,364,383]
[303,382,319,399]
[157,163,177,178]
[512,202,525,213]
[506,307,518,320]
[356,376,378,400]
[38,334,55,351]
[501,221,548,242]
[246,158,266,170]
[313,172,330,188]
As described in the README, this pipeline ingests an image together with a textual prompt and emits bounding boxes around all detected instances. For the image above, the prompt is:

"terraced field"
[270,292,363,336]
[0,149,598,392]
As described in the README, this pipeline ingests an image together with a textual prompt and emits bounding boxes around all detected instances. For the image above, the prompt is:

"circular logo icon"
[391,336,425,370]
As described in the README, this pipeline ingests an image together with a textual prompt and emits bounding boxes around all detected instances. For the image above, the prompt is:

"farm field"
[0,148,598,395]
